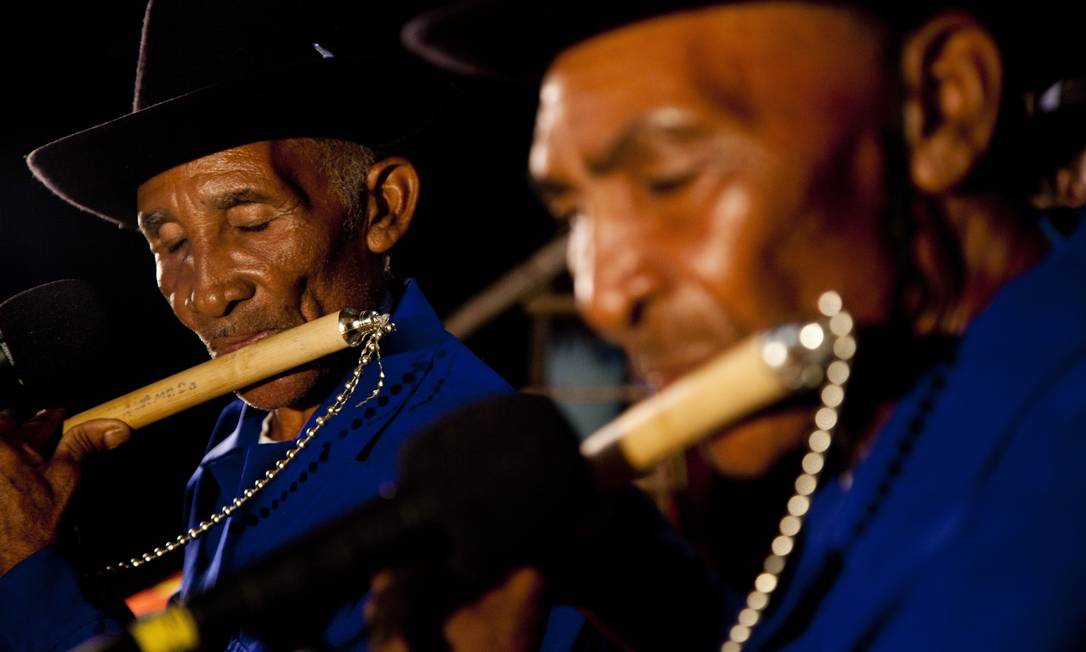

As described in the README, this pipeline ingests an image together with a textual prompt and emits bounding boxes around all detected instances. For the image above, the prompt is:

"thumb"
[44,419,132,501]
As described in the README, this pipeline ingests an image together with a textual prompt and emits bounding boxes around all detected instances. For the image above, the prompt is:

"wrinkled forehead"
[138,140,322,196]
[536,12,717,150]
[135,140,337,231]
[533,4,888,160]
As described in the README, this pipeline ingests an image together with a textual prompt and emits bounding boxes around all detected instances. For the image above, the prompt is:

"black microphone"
[83,394,722,652]
[0,279,110,413]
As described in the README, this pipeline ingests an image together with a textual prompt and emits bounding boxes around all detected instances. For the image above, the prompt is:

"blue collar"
[199,278,447,466]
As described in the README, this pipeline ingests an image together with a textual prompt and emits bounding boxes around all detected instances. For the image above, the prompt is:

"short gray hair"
[299,137,379,235]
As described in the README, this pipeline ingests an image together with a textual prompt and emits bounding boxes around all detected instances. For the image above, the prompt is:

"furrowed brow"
[587,114,712,175]
[208,187,272,211]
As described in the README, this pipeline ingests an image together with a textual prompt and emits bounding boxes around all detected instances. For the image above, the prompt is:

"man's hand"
[0,408,131,575]
[367,567,549,652]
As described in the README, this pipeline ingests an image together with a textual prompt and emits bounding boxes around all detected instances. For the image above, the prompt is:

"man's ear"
[901,12,1003,194]
[364,157,420,254]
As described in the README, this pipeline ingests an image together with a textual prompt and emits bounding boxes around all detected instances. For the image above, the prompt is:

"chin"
[697,407,813,479]
[236,367,326,411]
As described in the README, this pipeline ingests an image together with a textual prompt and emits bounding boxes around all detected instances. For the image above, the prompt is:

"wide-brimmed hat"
[28,0,445,229]
[403,1,1078,89]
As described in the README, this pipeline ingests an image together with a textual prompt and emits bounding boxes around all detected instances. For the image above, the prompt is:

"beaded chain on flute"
[722,291,855,651]
[102,314,395,573]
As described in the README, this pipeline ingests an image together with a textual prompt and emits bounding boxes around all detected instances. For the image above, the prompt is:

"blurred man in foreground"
[404,2,1086,649]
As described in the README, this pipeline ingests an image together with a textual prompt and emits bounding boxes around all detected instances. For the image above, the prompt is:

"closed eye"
[645,168,700,195]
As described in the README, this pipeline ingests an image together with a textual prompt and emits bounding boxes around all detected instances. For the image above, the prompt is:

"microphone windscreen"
[0,279,110,407]
[387,394,726,650]
[398,393,594,581]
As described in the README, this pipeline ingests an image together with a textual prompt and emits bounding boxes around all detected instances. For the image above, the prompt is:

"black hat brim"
[28,57,444,229]
[403,1,1080,90]
[402,1,722,82]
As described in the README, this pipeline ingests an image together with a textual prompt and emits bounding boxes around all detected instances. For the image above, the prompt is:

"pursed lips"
[209,329,279,358]
[631,340,731,387]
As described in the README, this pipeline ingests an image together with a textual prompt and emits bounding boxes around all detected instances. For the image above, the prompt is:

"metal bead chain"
[102,319,395,573]
[722,292,855,651]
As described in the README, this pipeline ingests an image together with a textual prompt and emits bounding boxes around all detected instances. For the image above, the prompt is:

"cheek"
[688,150,867,328]
[248,223,333,300]
[296,228,380,319]
[686,184,752,285]
[567,216,596,310]
[668,180,775,332]
[154,256,169,293]
[262,226,316,277]
[154,255,184,310]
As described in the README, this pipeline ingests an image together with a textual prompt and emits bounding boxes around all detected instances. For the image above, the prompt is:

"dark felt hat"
[403,1,1079,89]
[28,0,446,229]
[1030,77,1086,168]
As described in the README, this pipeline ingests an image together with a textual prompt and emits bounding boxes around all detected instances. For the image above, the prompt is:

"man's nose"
[183,239,255,318]
[570,215,660,337]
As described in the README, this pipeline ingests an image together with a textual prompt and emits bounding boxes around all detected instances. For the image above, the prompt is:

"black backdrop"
[0,1,557,594]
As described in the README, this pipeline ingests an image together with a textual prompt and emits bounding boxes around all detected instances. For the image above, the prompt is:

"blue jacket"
[0,280,582,652]
[744,224,1086,651]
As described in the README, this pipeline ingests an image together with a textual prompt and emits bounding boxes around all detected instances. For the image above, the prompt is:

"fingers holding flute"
[0,411,131,575]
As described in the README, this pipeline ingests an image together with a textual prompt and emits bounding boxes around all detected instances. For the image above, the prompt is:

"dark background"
[0,1,558,594]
